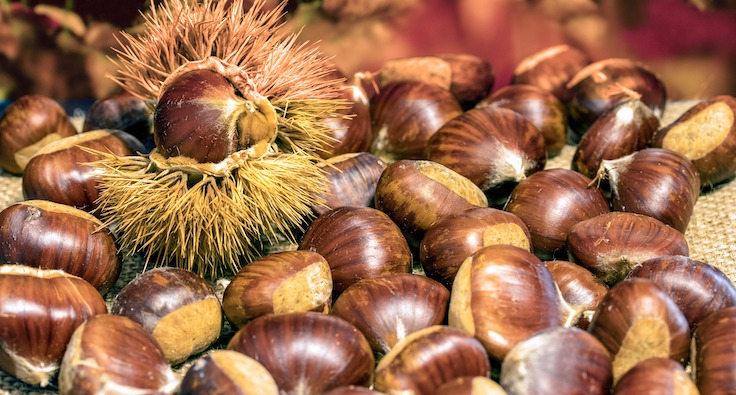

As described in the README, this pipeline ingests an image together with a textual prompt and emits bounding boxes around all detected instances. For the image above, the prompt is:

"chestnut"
[511,44,591,101]
[628,255,736,331]
[0,200,121,293]
[373,325,491,394]
[0,265,106,387]
[565,58,667,142]
[22,129,144,212]
[374,159,488,247]
[110,267,222,365]
[299,206,411,294]
[691,306,736,393]
[222,250,332,328]
[436,376,507,395]
[500,327,613,395]
[180,350,279,395]
[544,260,608,329]
[598,148,700,233]
[567,212,689,285]
[424,107,547,192]
[587,278,690,384]
[369,80,463,161]
[449,245,576,361]
[314,152,386,215]
[82,92,155,152]
[612,357,698,395]
[477,84,567,156]
[323,387,383,395]
[59,314,178,395]
[227,312,374,395]
[0,94,78,174]
[331,273,450,355]
[652,95,736,187]
[319,77,372,159]
[504,168,610,259]
[419,207,532,289]
[571,99,660,179]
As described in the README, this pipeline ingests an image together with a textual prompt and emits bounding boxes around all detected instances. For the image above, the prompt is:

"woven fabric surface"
[0,100,733,392]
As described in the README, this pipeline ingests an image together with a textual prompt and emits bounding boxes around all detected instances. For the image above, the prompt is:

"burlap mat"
[0,100,733,393]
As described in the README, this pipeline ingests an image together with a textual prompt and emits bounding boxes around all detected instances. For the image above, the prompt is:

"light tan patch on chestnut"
[14,133,65,170]
[272,261,332,314]
[472,376,507,394]
[415,161,488,206]
[19,200,103,225]
[153,297,222,364]
[209,350,279,393]
[448,256,476,336]
[483,223,531,251]
[663,101,733,160]
[612,318,670,384]
[379,57,452,90]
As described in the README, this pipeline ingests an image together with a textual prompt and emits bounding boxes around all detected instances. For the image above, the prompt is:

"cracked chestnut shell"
[567,212,689,285]
[628,255,736,331]
[500,327,613,395]
[227,312,374,395]
[374,325,491,394]
[314,152,386,215]
[449,245,576,361]
[598,148,700,233]
[111,267,222,365]
[0,265,107,387]
[331,273,450,355]
[424,106,546,192]
[511,44,591,101]
[0,200,121,293]
[59,314,178,395]
[691,306,736,393]
[612,357,698,395]
[0,94,78,174]
[299,206,411,294]
[652,95,736,187]
[22,129,143,212]
[222,250,332,328]
[419,207,532,289]
[588,278,690,384]
[180,350,279,395]
[505,168,609,259]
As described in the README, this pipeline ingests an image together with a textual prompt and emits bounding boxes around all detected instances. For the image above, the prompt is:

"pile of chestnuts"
[2,22,736,395]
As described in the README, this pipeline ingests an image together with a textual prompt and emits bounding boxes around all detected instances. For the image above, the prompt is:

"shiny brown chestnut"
[572,99,660,179]
[436,376,507,395]
[500,327,613,395]
[374,159,488,247]
[82,92,155,152]
[0,200,121,293]
[319,77,372,159]
[652,95,736,187]
[331,273,450,355]
[567,212,689,285]
[180,350,279,395]
[369,80,463,161]
[544,260,608,329]
[110,267,222,365]
[227,312,374,395]
[628,255,736,330]
[313,152,386,215]
[374,325,491,394]
[588,278,690,384]
[691,306,736,393]
[323,387,384,395]
[505,168,610,259]
[477,84,567,156]
[0,265,107,387]
[299,206,411,294]
[420,207,532,289]
[598,148,700,233]
[222,250,332,328]
[59,314,178,395]
[565,58,667,142]
[0,94,78,174]
[511,44,591,101]
[22,129,143,212]
[449,245,577,361]
[424,107,546,192]
[612,357,698,395]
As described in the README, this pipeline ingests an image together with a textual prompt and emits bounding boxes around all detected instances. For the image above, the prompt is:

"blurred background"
[1,0,735,102]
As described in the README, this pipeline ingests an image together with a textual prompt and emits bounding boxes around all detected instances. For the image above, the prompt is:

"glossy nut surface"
[691,306,736,393]
[314,152,386,215]
[511,44,591,101]
[612,357,697,395]
[545,260,608,329]
[179,350,279,395]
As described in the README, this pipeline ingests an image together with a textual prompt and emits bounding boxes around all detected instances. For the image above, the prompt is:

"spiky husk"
[91,149,327,278]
